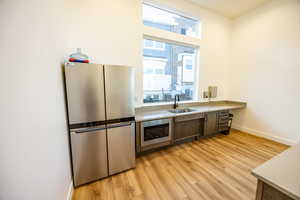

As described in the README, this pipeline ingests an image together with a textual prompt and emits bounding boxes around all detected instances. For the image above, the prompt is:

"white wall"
[229,0,300,145]
[64,0,143,104]
[0,0,72,200]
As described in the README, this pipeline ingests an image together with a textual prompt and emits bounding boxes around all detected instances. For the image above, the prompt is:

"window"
[142,3,200,104]
[143,39,196,103]
[144,39,165,51]
[143,4,199,38]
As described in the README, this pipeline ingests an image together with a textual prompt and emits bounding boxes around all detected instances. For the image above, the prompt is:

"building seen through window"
[143,39,196,103]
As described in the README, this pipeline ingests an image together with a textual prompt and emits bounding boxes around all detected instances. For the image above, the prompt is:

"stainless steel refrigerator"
[64,62,135,187]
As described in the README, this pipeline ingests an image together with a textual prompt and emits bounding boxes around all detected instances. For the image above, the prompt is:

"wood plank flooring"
[72,129,289,200]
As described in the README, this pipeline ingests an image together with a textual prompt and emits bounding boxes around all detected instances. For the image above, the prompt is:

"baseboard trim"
[232,124,297,146]
[67,181,74,200]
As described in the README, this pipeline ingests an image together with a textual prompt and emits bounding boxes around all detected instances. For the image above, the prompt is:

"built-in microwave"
[141,118,172,147]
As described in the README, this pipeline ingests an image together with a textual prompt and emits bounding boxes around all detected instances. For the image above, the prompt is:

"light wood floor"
[72,129,289,200]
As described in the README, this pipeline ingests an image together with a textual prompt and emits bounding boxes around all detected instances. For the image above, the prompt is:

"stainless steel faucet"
[173,94,180,109]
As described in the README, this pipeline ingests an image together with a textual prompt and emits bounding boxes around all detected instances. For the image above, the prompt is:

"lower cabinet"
[136,110,231,153]
[256,180,293,200]
[135,122,141,153]
[204,111,218,136]
[174,114,204,141]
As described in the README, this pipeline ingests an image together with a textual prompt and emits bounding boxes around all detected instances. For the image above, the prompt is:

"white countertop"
[252,143,300,200]
[135,102,246,122]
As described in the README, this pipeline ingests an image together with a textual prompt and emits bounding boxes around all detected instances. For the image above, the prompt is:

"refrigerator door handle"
[106,121,133,129]
[72,126,106,134]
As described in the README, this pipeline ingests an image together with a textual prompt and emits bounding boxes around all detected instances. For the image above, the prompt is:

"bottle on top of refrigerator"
[69,48,90,63]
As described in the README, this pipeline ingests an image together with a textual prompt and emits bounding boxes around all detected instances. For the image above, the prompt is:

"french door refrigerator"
[64,62,135,187]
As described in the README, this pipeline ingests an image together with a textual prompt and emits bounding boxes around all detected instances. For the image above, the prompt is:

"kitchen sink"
[168,108,196,114]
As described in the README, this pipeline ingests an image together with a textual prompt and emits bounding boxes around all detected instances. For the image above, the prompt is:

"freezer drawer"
[104,65,135,120]
[71,127,108,186]
[65,63,106,124]
[107,122,136,175]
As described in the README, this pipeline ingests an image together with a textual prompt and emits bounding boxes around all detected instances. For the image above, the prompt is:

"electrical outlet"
[203,91,209,98]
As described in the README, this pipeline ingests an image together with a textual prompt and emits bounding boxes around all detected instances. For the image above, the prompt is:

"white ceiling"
[188,0,271,18]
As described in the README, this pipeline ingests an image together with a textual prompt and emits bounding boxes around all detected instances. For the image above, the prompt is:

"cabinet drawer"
[219,121,228,126]
[219,113,229,118]
[175,113,204,122]
[219,110,229,114]
[218,122,228,130]
[219,117,229,123]
[219,127,228,131]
